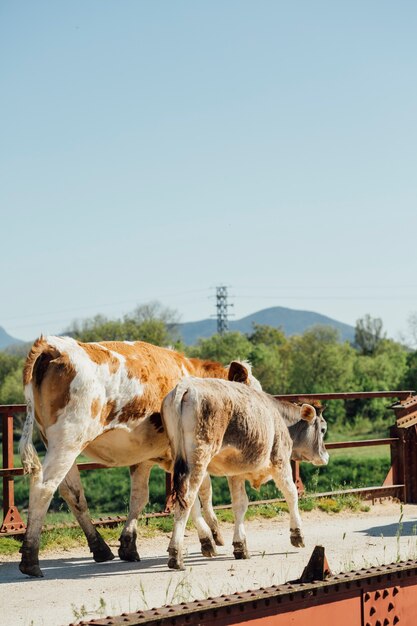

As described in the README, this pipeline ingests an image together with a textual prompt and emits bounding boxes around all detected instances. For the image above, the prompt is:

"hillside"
[0,306,356,350]
[178,306,355,345]
[0,326,24,350]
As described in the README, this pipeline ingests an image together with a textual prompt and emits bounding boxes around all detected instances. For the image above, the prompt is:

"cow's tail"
[19,395,42,477]
[19,336,60,477]
[162,381,192,510]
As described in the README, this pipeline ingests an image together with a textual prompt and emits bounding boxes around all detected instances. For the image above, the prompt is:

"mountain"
[0,326,25,350]
[178,306,355,345]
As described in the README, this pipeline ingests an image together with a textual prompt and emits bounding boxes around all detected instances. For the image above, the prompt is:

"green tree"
[401,350,417,392]
[189,332,253,364]
[288,326,355,394]
[349,338,408,426]
[247,325,290,393]
[287,326,355,423]
[248,324,286,347]
[67,301,180,346]
[354,314,386,356]
[0,353,25,405]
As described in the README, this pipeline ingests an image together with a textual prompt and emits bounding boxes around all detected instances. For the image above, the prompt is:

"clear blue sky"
[1,1,416,342]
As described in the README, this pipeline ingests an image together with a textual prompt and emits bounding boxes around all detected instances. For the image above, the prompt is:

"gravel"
[1,500,417,626]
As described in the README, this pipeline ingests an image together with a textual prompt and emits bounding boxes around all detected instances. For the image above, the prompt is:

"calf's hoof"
[118,535,140,562]
[290,528,305,548]
[233,540,250,560]
[200,537,217,558]
[212,529,225,546]
[168,548,184,570]
[19,561,44,578]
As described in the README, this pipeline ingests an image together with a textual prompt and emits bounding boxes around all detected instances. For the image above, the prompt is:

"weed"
[138,580,149,610]
[71,603,88,621]
[396,504,404,562]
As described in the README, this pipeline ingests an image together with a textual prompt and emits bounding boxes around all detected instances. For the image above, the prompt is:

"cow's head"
[227,361,263,391]
[289,403,329,466]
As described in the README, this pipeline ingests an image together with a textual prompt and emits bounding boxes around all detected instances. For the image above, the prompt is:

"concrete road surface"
[1,501,417,626]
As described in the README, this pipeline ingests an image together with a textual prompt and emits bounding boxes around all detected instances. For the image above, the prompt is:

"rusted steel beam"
[76,558,417,626]
[0,483,405,537]
[1,438,397,477]
[0,413,26,535]
[291,460,305,496]
[275,391,415,402]
[0,404,26,414]
[391,395,417,429]
[326,438,398,449]
[295,545,332,583]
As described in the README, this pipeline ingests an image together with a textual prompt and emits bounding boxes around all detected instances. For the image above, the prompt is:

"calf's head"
[289,404,329,466]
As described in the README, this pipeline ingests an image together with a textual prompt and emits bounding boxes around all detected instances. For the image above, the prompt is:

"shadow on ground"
[356,518,417,538]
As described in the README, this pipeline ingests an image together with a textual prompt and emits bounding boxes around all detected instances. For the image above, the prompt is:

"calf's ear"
[228,361,249,384]
[300,403,317,422]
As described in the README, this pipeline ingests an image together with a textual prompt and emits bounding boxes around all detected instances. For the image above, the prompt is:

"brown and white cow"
[19,335,261,577]
[162,377,329,570]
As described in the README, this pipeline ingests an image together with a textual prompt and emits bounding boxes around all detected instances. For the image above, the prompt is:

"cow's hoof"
[200,537,217,558]
[93,544,116,563]
[290,529,305,548]
[212,529,225,546]
[118,546,140,562]
[233,540,250,559]
[19,561,44,578]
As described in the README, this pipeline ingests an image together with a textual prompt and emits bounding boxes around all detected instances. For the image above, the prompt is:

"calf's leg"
[59,463,114,562]
[190,495,217,558]
[272,464,305,548]
[198,472,225,546]
[228,476,250,559]
[168,460,210,570]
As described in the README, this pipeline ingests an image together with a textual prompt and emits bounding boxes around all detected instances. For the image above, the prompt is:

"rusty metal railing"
[1,390,417,536]
[75,553,417,626]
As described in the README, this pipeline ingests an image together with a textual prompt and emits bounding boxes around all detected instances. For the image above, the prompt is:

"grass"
[0,493,372,556]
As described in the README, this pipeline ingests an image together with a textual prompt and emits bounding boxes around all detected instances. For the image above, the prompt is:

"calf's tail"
[172,456,190,510]
[163,381,191,510]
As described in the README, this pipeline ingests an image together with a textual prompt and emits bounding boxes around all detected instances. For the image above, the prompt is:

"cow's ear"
[228,361,249,384]
[300,403,316,422]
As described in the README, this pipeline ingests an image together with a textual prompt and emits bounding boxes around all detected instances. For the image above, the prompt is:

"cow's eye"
[320,427,326,435]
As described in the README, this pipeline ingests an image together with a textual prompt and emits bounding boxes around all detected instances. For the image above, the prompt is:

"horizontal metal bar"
[0,484,404,537]
[216,485,404,510]
[1,392,415,415]
[326,438,398,449]
[0,405,26,414]
[1,438,399,478]
[275,391,415,401]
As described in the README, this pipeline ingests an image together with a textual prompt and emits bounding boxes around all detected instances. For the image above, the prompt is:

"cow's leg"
[198,472,225,546]
[118,462,153,562]
[272,464,305,548]
[190,494,217,558]
[19,447,83,578]
[228,476,250,559]
[59,463,114,563]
